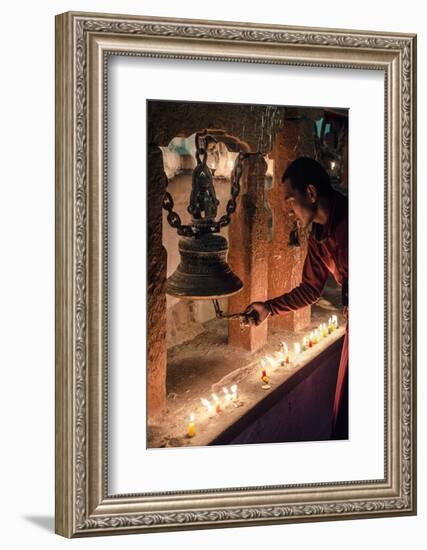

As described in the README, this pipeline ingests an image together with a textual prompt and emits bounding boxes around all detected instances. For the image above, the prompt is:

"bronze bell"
[163,132,244,300]
[165,233,243,299]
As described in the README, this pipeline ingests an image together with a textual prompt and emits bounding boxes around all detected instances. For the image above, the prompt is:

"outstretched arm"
[264,235,330,315]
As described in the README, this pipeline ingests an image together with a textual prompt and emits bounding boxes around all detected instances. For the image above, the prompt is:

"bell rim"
[164,287,243,300]
[165,274,243,299]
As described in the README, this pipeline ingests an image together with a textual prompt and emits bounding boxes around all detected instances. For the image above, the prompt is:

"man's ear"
[306,184,317,204]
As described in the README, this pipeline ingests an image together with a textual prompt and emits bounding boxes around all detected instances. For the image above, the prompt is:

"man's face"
[282,178,317,228]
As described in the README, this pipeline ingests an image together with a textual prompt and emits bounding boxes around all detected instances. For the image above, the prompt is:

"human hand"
[242,302,271,327]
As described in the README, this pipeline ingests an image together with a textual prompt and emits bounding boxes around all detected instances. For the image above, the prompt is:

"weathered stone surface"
[228,154,269,351]
[166,300,205,348]
[147,100,284,154]
[147,146,167,419]
[267,115,318,332]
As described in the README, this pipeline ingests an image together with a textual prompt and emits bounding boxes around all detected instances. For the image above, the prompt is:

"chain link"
[162,188,194,236]
[211,153,245,232]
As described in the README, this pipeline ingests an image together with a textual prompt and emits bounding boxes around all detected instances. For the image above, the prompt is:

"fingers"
[241,311,259,328]
[242,303,266,328]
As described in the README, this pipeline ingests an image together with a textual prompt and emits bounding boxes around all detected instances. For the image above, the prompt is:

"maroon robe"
[264,190,348,437]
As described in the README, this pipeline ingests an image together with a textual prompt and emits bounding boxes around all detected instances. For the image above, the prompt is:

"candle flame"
[261,358,265,368]
[222,386,229,395]
[190,412,195,422]
[266,356,276,368]
[294,342,301,354]
[212,393,219,402]
[231,384,237,393]
[200,398,210,408]
[282,341,288,354]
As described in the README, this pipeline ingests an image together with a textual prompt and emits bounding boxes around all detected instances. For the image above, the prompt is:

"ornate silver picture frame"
[55,11,417,537]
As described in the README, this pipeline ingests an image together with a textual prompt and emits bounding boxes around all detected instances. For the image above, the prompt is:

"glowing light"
[266,355,278,370]
[201,397,214,417]
[274,351,285,366]
[212,393,221,413]
[222,386,232,407]
[188,412,196,437]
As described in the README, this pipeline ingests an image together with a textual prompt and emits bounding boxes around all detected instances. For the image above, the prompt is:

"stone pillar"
[267,112,319,332]
[147,146,167,419]
[228,154,269,352]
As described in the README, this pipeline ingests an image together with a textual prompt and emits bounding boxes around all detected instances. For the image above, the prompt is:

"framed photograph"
[55,11,417,537]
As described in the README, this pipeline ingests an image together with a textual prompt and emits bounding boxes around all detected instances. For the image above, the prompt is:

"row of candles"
[187,384,239,438]
[187,315,338,437]
[260,315,338,388]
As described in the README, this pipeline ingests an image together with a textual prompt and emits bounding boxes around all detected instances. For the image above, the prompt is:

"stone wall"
[267,110,321,332]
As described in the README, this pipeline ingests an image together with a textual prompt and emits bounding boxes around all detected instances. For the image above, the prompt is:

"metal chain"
[211,152,245,232]
[161,174,194,237]
[161,139,247,236]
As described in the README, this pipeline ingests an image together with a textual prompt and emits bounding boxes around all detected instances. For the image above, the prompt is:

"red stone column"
[228,154,269,352]
[147,146,167,419]
[267,114,318,332]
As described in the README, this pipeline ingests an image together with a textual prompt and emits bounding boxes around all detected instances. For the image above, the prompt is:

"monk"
[244,156,348,440]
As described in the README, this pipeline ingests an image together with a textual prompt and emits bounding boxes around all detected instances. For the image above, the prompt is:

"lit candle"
[212,393,221,413]
[200,397,214,418]
[322,323,328,338]
[313,329,319,344]
[188,412,196,438]
[230,384,238,401]
[274,351,285,366]
[309,331,314,347]
[302,336,308,351]
[222,386,232,407]
[328,317,333,334]
[294,342,301,355]
[282,342,290,364]
[261,367,270,389]
[261,358,266,372]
